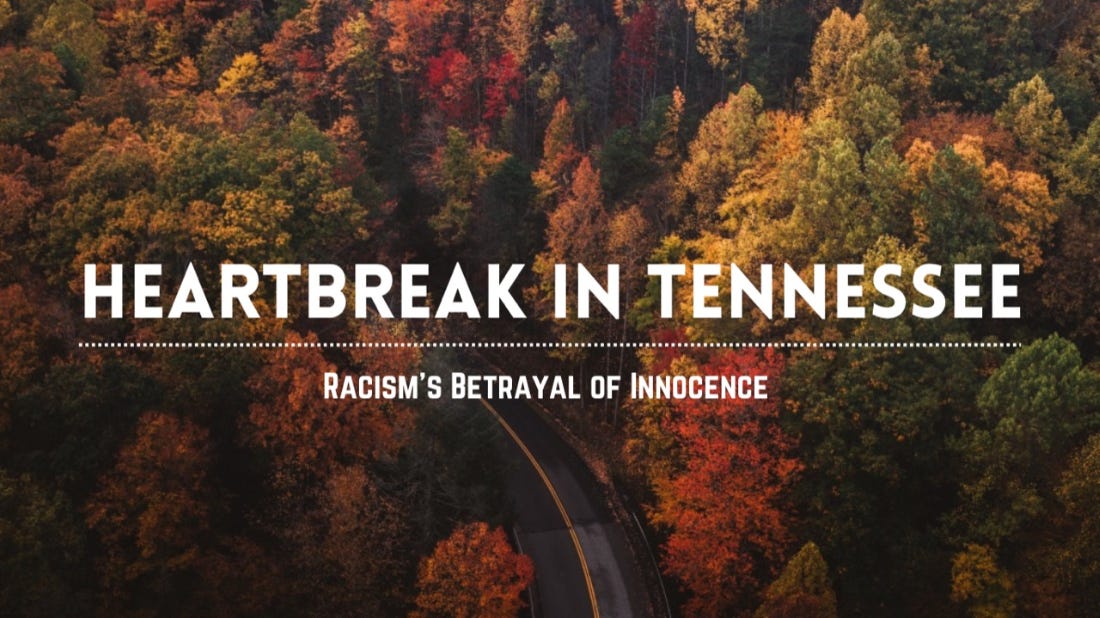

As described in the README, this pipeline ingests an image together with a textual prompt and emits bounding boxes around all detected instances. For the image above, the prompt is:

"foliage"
[950,544,1016,618]
[0,0,1098,615]
[0,469,85,616]
[85,412,212,605]
[646,348,798,616]
[413,521,535,618]
[246,328,418,474]
[755,541,837,618]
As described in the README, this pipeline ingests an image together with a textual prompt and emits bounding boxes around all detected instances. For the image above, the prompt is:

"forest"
[1,0,1099,615]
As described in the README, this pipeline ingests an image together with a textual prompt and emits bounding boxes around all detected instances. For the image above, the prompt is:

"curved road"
[480,397,651,618]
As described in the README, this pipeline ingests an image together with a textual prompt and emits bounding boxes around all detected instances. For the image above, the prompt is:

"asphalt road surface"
[480,397,651,618]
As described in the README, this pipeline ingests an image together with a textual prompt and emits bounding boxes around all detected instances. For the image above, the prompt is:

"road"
[480,397,651,618]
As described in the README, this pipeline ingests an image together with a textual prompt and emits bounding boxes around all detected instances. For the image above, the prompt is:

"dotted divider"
[76,341,1022,349]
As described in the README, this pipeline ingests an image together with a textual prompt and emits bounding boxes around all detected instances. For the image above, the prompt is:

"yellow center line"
[480,398,601,618]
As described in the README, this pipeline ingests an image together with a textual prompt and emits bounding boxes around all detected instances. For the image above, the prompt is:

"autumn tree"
[500,0,540,66]
[649,348,798,616]
[425,47,477,126]
[413,521,534,618]
[804,9,870,111]
[950,544,1016,618]
[531,155,610,355]
[27,0,108,93]
[269,463,411,616]
[0,152,42,268]
[326,10,383,123]
[541,155,607,268]
[685,0,757,79]
[0,285,47,431]
[377,0,455,77]
[85,412,213,605]
[755,542,837,618]
[0,46,72,145]
[904,133,1058,275]
[216,51,274,100]
[195,11,258,90]
[483,52,522,123]
[675,84,765,228]
[995,75,1070,170]
[531,98,580,208]
[246,328,417,474]
[613,3,660,125]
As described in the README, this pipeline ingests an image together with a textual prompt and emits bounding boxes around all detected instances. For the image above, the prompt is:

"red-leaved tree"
[650,348,800,616]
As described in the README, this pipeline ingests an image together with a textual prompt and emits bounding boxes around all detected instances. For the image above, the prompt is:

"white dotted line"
[76,341,1022,349]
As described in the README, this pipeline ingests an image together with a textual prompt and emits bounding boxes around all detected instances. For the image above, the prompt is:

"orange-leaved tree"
[650,347,800,616]
[85,411,212,598]
[246,326,418,474]
[413,521,534,618]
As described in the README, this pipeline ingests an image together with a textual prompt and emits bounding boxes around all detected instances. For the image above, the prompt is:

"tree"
[85,412,212,602]
[196,11,258,90]
[911,141,998,267]
[483,52,522,122]
[428,127,480,247]
[0,0,12,32]
[755,542,837,618]
[0,285,46,431]
[805,9,869,111]
[0,167,41,263]
[0,469,84,617]
[951,335,1100,547]
[995,75,1070,169]
[378,0,454,77]
[790,135,878,263]
[675,84,765,228]
[649,348,798,616]
[0,46,72,145]
[247,328,418,474]
[326,11,383,120]
[685,0,755,78]
[27,0,108,93]
[541,155,606,267]
[215,51,274,99]
[531,155,610,356]
[198,188,293,262]
[1055,434,1100,612]
[469,154,539,264]
[950,544,1016,618]
[1043,114,1100,349]
[413,521,534,618]
[532,98,579,207]
[272,464,411,616]
[863,0,1044,110]
[425,47,476,126]
[500,0,540,66]
[805,12,911,149]
[905,133,1058,274]
[613,3,660,124]
[783,318,987,613]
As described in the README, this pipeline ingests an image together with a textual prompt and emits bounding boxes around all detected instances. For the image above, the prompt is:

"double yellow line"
[479,398,600,618]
